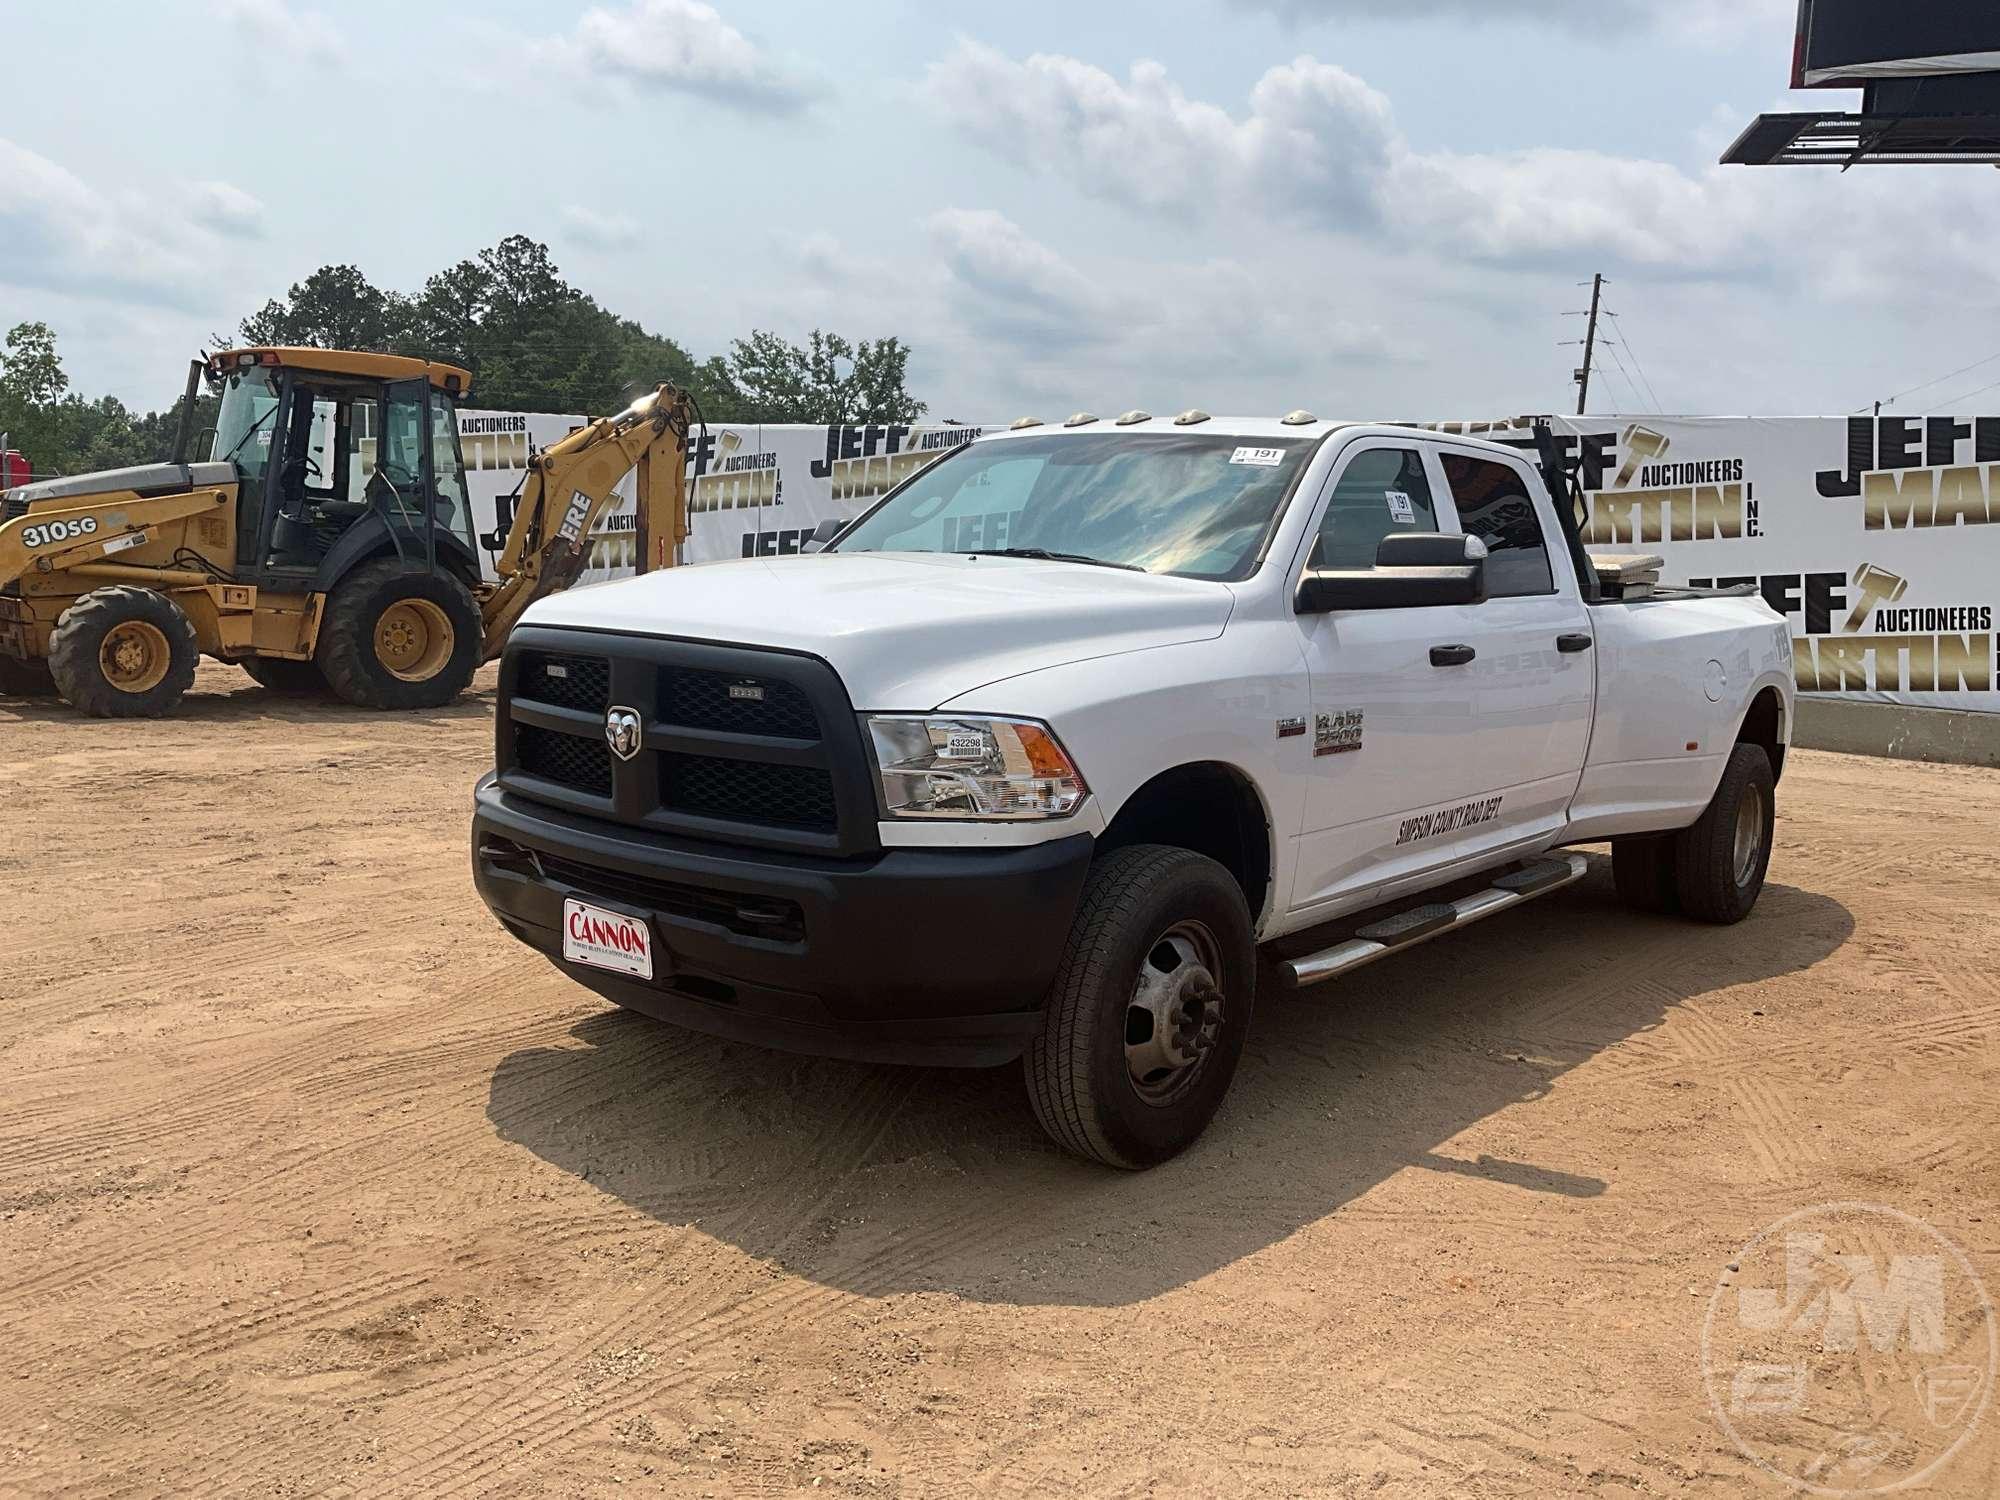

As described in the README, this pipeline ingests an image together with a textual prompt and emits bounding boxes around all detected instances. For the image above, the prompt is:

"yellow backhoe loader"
[0,347,695,716]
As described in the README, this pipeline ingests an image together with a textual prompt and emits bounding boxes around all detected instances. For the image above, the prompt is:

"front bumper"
[472,774,1093,1067]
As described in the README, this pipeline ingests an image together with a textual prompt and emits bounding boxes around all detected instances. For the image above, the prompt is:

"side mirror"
[802,517,846,554]
[1296,531,1487,613]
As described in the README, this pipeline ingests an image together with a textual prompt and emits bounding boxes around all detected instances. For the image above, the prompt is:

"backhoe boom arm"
[478,384,695,659]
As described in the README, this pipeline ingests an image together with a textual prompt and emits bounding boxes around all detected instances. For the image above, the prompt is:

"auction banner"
[457,410,984,585]
[1428,414,1999,715]
[462,407,1998,714]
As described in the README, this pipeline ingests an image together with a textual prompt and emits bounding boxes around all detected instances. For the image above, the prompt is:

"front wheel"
[47,586,199,718]
[1025,845,1255,1169]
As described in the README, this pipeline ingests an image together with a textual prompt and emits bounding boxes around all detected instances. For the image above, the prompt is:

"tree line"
[2,235,926,482]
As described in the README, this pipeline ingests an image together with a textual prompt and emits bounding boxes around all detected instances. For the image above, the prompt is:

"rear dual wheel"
[1612,743,1774,925]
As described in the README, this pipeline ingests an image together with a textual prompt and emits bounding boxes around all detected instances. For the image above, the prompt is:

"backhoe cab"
[0,347,694,717]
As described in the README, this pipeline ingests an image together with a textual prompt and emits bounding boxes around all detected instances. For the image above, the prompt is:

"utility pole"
[1576,273,1604,416]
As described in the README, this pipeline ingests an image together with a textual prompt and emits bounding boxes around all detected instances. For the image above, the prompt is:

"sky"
[4,0,1997,423]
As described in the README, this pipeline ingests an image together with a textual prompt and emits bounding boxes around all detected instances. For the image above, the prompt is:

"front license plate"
[561,898,654,979]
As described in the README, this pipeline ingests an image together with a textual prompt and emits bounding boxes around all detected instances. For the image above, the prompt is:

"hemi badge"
[729,682,766,702]
[1276,716,1307,739]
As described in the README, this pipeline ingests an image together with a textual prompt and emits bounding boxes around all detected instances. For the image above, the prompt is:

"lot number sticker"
[1230,447,1285,467]
[1385,489,1417,523]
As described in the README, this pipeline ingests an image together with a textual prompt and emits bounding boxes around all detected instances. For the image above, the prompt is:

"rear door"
[1428,446,1594,867]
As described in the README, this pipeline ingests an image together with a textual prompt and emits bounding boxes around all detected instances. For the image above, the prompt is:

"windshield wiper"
[963,547,1145,572]
[218,405,278,465]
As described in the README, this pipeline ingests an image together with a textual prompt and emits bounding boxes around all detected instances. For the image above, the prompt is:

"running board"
[1283,854,1589,989]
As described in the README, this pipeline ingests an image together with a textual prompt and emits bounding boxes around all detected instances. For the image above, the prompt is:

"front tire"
[239,656,326,695]
[1025,845,1255,1169]
[1674,743,1775,924]
[317,559,480,710]
[47,586,198,718]
[0,654,57,697]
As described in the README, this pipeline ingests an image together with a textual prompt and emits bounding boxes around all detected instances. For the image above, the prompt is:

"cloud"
[560,205,642,250]
[212,0,346,65]
[917,208,1389,412]
[922,44,1392,226]
[0,139,263,311]
[187,181,266,238]
[534,0,815,114]
[921,43,1955,279]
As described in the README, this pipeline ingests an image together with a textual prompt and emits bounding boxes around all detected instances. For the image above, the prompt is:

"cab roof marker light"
[1009,416,1044,430]
[1173,409,1211,426]
[1063,412,1098,427]
[1281,409,1318,425]
[1114,410,1151,426]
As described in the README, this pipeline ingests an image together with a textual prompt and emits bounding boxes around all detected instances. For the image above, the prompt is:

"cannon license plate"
[561,898,655,979]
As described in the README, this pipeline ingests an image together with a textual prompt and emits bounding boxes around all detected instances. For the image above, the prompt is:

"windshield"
[210,367,282,484]
[830,432,1319,580]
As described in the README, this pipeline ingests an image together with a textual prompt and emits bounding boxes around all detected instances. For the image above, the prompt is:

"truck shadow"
[484,859,1853,1308]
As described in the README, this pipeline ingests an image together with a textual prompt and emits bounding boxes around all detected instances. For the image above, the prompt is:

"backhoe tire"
[239,656,326,696]
[1673,743,1775,926]
[1611,834,1679,915]
[317,559,480,710]
[47,586,199,718]
[0,654,57,697]
[1025,845,1256,1170]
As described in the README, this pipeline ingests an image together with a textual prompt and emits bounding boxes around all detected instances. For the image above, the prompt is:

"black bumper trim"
[472,775,1094,1067]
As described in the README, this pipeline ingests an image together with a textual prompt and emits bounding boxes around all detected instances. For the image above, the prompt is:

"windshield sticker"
[1230,447,1284,467]
[1385,489,1417,524]
[1395,795,1504,846]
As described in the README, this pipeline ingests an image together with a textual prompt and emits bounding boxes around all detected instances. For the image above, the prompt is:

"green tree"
[727,329,926,424]
[239,263,410,351]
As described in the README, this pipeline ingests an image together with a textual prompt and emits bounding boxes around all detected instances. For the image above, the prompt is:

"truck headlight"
[864,716,1088,820]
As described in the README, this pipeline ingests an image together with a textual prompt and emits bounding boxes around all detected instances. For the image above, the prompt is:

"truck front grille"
[516,650,610,715]
[659,665,819,740]
[662,753,835,830]
[496,628,878,856]
[514,723,612,797]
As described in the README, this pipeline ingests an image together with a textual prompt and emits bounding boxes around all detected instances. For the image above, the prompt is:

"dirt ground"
[2,662,1996,1497]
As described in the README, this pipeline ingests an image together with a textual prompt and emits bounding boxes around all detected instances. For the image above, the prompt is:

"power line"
[1602,311,1665,414]
[1600,339,1654,415]
[1867,348,2000,413]
[1930,372,2000,410]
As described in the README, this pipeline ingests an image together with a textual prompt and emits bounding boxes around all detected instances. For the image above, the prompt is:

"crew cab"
[471,413,1794,1168]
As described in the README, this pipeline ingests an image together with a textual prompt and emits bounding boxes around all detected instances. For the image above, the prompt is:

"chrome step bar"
[1283,853,1589,989]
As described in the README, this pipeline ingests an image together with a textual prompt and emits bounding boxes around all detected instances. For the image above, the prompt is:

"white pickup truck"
[472,413,1795,1168]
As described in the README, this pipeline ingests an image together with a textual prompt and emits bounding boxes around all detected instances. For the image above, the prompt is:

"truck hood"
[518,553,1235,709]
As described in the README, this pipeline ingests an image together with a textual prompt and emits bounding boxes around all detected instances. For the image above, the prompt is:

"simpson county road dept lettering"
[1395,795,1504,847]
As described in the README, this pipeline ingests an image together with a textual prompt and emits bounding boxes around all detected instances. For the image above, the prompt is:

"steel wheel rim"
[100,620,171,693]
[1125,918,1225,1106]
[374,598,453,682]
[1733,781,1765,886]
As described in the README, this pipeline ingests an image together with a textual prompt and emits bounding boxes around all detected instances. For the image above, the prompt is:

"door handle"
[1556,633,1594,653]
[1429,644,1476,667]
